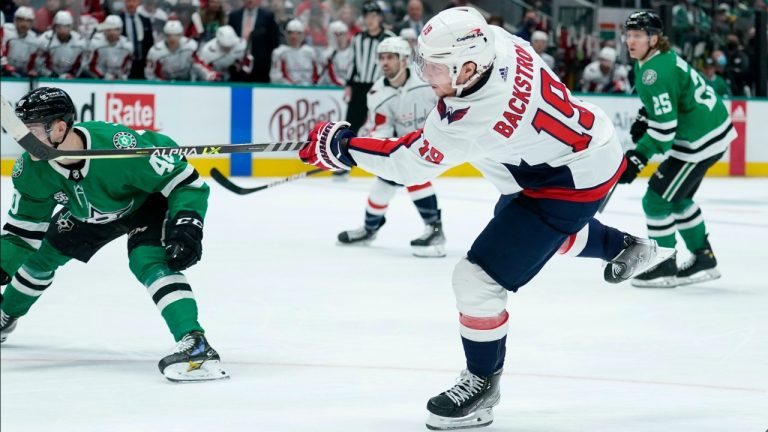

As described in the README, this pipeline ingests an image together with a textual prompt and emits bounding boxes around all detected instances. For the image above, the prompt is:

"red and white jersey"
[347,28,624,201]
[2,24,38,75]
[35,30,87,77]
[193,38,249,82]
[364,67,437,138]
[269,44,318,85]
[87,33,133,80]
[318,45,353,86]
[145,37,198,81]
[580,61,630,94]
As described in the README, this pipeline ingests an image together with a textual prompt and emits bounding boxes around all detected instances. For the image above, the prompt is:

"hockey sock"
[364,177,398,231]
[407,182,440,225]
[643,189,677,248]
[672,201,708,252]
[558,219,625,260]
[459,312,508,376]
[1,241,70,317]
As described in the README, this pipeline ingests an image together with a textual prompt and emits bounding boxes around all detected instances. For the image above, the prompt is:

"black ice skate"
[676,240,720,286]
[0,309,19,343]
[604,235,676,284]
[426,369,502,430]
[337,227,379,245]
[631,257,678,288]
[158,331,229,382]
[411,221,446,258]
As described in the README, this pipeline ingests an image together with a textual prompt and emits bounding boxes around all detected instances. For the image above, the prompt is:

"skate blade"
[676,268,721,286]
[336,239,375,247]
[412,244,446,258]
[163,359,230,383]
[631,276,677,288]
[426,408,494,430]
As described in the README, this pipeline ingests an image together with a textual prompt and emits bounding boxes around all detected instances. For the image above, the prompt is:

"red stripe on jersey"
[367,199,388,210]
[521,157,626,202]
[348,129,423,157]
[406,182,432,193]
[460,310,509,330]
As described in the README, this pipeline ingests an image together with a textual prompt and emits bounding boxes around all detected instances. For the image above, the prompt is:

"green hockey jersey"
[1,121,209,273]
[634,51,736,163]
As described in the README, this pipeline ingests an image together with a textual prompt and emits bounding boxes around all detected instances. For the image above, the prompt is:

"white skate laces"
[173,334,197,353]
[445,370,486,405]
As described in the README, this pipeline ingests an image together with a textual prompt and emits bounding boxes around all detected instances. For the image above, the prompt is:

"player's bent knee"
[452,257,508,317]
[642,189,672,216]
[128,245,176,284]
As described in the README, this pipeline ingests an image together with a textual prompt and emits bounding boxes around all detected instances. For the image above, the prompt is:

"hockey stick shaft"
[210,167,324,195]
[1,96,307,161]
[597,184,617,214]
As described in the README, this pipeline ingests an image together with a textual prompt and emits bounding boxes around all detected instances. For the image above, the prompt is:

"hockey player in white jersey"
[337,36,446,257]
[318,20,354,86]
[1,7,37,77]
[145,20,198,81]
[193,25,251,82]
[269,19,318,85]
[86,15,133,80]
[34,11,87,78]
[299,7,675,430]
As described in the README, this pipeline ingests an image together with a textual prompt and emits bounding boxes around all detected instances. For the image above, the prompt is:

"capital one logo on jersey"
[106,93,159,131]
[270,97,343,142]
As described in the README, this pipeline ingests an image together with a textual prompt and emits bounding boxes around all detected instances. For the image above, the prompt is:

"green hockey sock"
[642,189,677,248]
[161,298,204,342]
[672,201,708,252]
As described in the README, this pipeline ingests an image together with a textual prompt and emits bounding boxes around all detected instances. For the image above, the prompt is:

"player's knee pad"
[128,245,176,285]
[642,189,673,217]
[453,257,509,342]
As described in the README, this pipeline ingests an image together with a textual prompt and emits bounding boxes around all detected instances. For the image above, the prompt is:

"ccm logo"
[106,93,159,131]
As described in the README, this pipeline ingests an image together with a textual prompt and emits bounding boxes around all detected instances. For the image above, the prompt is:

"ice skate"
[631,257,678,288]
[337,227,379,245]
[411,221,446,258]
[604,235,676,284]
[158,331,229,382]
[426,369,502,430]
[1,309,19,343]
[676,241,720,286]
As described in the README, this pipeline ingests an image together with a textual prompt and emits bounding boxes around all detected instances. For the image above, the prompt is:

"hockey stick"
[210,167,324,194]
[597,184,617,214]
[1,95,307,161]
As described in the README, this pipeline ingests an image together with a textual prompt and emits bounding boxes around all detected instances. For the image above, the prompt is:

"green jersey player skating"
[0,87,228,382]
[619,11,736,288]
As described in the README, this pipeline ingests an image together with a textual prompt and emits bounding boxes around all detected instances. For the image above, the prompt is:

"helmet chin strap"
[45,122,70,149]
[451,64,487,97]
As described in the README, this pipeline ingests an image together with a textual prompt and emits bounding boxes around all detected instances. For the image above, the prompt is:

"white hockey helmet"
[377,36,411,59]
[416,7,496,96]
[14,6,35,21]
[215,25,238,48]
[164,20,184,35]
[598,46,617,63]
[399,27,417,41]
[53,10,74,26]
[286,19,304,33]
[98,15,124,31]
[328,20,348,35]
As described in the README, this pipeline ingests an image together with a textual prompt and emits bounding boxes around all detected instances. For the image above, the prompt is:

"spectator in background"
[394,0,423,35]
[443,0,471,9]
[701,57,731,98]
[2,6,38,77]
[319,19,353,85]
[325,0,346,18]
[121,0,154,79]
[305,5,330,51]
[86,14,134,80]
[580,46,629,93]
[269,18,317,84]
[337,4,360,36]
[295,0,330,25]
[270,0,294,43]
[723,33,751,95]
[530,30,554,69]
[35,10,86,78]
[712,3,733,49]
[200,0,228,42]
[487,14,503,27]
[399,27,416,56]
[138,0,168,42]
[228,0,278,82]
[515,9,539,41]
[194,24,251,81]
[35,0,62,33]
[172,0,204,40]
[145,19,197,80]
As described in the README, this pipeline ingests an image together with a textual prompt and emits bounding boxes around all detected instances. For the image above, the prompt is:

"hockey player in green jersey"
[0,87,228,382]
[619,11,736,288]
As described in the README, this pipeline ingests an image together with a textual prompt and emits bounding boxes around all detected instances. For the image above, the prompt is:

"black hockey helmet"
[625,11,663,35]
[362,1,383,16]
[15,87,76,129]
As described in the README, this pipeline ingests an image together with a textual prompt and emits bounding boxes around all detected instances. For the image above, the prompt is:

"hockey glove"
[630,107,649,143]
[299,121,356,172]
[165,211,204,272]
[618,150,649,184]
[0,267,10,286]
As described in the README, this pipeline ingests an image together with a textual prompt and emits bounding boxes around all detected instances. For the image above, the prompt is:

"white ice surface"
[1,176,766,432]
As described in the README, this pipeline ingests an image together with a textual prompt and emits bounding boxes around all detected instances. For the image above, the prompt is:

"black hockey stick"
[210,167,324,194]
[1,96,307,161]
[597,184,617,214]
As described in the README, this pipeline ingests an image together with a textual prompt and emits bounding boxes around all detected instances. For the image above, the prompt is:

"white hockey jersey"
[347,28,624,201]
[269,44,318,85]
[580,60,630,94]
[35,30,87,77]
[1,24,38,75]
[364,67,437,138]
[87,33,133,80]
[193,38,250,82]
[145,37,198,81]
[318,45,353,86]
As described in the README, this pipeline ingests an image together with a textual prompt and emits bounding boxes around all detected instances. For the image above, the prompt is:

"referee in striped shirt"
[344,1,396,134]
